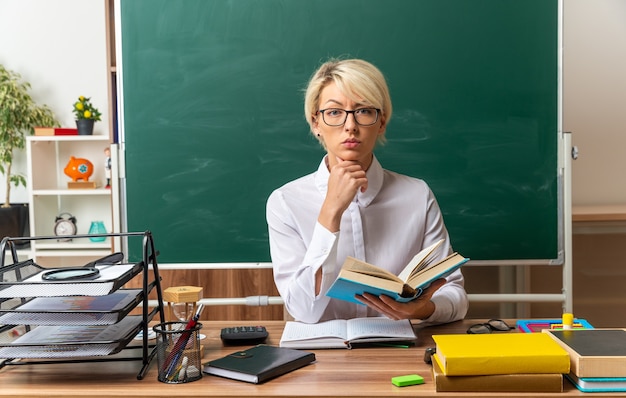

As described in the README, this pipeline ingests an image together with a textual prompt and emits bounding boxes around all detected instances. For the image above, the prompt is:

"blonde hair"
[303,58,392,145]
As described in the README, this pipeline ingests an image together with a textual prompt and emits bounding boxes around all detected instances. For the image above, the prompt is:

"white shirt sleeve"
[423,268,468,324]
[267,189,341,323]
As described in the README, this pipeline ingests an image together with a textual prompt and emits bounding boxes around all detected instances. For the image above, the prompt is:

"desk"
[1,319,624,398]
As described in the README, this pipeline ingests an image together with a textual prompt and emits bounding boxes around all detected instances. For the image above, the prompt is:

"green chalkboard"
[119,0,559,263]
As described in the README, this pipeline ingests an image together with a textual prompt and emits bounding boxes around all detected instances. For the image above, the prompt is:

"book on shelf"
[203,344,316,384]
[431,354,563,392]
[279,317,416,349]
[566,372,626,393]
[0,315,142,358]
[544,329,626,378]
[326,239,468,305]
[34,127,78,136]
[432,333,570,376]
[0,289,142,325]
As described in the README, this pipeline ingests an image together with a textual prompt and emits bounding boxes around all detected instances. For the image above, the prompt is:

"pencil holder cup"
[153,321,203,383]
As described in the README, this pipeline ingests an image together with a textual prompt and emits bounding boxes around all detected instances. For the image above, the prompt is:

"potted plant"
[73,95,101,135]
[0,64,59,241]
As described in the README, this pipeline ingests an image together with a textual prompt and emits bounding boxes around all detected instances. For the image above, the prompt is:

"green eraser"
[391,374,424,387]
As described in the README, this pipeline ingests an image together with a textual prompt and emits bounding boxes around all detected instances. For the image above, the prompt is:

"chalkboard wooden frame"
[118,0,562,265]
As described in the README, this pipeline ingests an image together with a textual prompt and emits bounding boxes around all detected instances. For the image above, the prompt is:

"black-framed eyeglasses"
[466,319,514,334]
[317,108,380,126]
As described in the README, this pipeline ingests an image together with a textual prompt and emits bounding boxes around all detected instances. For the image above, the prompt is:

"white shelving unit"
[26,135,117,267]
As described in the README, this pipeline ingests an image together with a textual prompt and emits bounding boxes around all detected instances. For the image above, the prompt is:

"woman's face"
[312,81,386,170]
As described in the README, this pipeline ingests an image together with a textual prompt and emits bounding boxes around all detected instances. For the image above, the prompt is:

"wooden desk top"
[1,319,625,398]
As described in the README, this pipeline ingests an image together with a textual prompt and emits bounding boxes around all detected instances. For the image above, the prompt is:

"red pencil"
[162,304,205,379]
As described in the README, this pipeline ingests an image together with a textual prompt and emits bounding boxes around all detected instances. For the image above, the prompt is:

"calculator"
[220,326,268,345]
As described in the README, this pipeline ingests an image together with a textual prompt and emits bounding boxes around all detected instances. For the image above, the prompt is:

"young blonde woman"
[267,58,468,324]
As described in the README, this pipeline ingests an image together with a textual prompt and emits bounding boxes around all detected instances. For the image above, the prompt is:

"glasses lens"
[321,109,346,126]
[467,324,492,334]
[354,108,378,126]
[487,319,511,331]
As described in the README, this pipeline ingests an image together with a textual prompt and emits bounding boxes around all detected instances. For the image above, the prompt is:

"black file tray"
[0,289,143,326]
[0,232,166,380]
[0,315,143,358]
[0,260,143,298]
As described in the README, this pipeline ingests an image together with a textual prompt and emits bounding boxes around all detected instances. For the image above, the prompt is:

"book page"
[280,319,348,342]
[342,257,400,282]
[346,318,416,341]
[398,239,444,282]
[406,253,467,290]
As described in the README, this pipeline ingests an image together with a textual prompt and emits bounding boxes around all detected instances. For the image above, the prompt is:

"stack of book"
[431,333,570,392]
[544,328,626,392]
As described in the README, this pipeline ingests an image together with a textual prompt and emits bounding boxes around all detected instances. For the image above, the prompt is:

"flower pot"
[0,204,30,248]
[76,119,95,135]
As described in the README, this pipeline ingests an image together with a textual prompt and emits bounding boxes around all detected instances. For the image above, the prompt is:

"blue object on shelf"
[89,221,107,242]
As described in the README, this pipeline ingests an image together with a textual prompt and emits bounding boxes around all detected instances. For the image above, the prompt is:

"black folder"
[203,344,316,384]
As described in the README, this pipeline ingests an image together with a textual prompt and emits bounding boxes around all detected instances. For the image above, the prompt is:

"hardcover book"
[566,372,626,392]
[432,354,563,392]
[203,345,315,384]
[34,127,78,136]
[279,317,416,349]
[326,239,468,304]
[432,333,570,376]
[544,329,626,378]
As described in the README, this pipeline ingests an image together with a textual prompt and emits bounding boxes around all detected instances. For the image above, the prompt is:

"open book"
[326,239,468,304]
[279,317,417,349]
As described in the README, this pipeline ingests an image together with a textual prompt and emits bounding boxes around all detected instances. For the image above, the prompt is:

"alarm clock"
[54,212,77,241]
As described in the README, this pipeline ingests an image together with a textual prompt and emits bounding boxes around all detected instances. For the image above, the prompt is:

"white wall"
[0,0,109,203]
[564,0,626,205]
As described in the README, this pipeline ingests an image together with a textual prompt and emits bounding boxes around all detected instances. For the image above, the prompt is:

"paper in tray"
[0,315,143,358]
[0,289,143,326]
[0,260,142,298]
